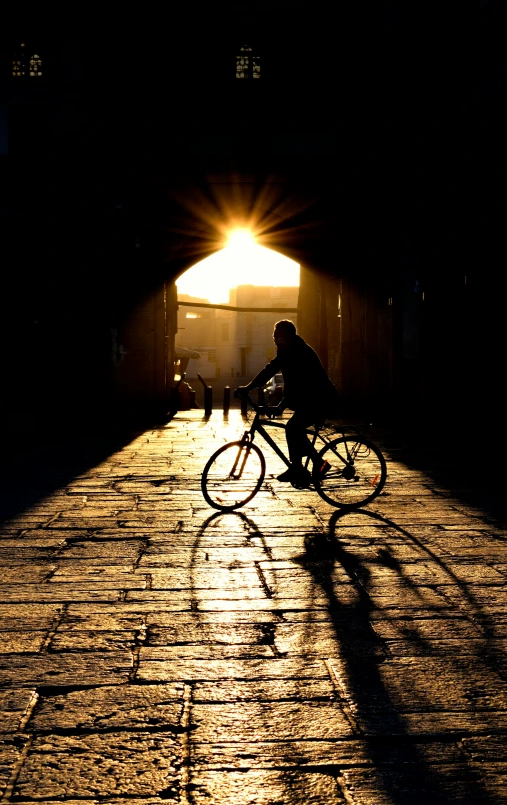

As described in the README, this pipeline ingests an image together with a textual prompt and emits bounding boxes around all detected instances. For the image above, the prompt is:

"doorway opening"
[174,230,300,407]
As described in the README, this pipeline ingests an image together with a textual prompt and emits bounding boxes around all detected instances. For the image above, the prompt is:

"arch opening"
[174,235,300,405]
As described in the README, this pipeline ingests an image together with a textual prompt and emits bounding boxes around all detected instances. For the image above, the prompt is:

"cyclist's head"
[273,319,296,348]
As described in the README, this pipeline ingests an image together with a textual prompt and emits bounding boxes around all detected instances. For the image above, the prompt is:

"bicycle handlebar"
[233,388,372,433]
[233,389,282,418]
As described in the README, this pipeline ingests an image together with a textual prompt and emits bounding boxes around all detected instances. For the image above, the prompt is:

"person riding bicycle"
[235,319,340,487]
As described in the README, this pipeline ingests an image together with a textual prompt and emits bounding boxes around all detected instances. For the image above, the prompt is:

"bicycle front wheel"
[313,436,387,509]
[201,441,266,511]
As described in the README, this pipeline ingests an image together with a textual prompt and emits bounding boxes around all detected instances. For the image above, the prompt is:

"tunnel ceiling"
[2,4,506,295]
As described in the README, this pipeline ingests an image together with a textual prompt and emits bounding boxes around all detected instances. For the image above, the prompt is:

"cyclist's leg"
[279,409,322,485]
[287,409,327,464]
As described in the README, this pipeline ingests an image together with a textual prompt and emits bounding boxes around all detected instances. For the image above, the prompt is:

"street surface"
[0,408,506,804]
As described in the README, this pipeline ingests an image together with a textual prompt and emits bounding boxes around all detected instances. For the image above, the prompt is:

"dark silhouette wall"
[1,4,506,448]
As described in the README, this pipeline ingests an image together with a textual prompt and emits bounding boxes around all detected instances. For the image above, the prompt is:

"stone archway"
[107,173,397,421]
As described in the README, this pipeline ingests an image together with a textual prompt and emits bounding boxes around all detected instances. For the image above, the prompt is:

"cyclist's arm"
[234,358,281,397]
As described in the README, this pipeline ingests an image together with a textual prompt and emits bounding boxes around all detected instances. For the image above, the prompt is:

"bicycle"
[201,393,387,512]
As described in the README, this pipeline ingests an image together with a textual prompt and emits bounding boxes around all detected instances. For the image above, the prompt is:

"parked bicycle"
[201,393,387,512]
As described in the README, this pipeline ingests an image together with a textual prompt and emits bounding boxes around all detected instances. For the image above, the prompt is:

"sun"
[226,228,256,251]
[176,231,300,304]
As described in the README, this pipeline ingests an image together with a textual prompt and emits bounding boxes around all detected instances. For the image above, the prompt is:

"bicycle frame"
[239,412,299,470]
[238,404,359,471]
[201,395,386,511]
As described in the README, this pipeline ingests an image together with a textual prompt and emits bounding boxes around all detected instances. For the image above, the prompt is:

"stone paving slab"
[188,769,346,804]
[0,409,507,803]
[136,657,333,683]
[0,653,133,687]
[28,684,184,732]
[15,732,183,799]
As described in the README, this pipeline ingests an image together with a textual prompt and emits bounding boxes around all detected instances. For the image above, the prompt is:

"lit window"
[12,43,26,77]
[236,45,261,79]
[29,53,42,77]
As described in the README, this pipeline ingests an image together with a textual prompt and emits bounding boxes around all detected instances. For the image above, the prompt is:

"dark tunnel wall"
[1,3,507,450]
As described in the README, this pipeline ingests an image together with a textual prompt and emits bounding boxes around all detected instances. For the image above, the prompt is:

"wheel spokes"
[316,436,386,508]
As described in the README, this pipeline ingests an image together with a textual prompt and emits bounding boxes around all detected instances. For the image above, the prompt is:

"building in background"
[176,286,298,386]
[175,296,217,381]
[230,286,298,379]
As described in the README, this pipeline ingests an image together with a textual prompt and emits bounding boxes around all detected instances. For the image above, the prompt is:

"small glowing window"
[236,45,261,79]
[29,54,42,77]
[12,43,26,77]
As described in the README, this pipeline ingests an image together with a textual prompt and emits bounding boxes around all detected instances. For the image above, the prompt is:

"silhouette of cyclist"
[235,319,340,487]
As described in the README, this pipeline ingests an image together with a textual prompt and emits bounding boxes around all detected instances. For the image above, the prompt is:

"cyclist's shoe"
[277,466,311,487]
[291,467,312,489]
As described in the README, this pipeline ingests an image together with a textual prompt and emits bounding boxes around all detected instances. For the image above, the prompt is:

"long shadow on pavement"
[187,507,495,803]
[293,508,494,804]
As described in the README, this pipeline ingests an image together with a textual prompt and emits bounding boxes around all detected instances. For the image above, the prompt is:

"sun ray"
[164,178,321,264]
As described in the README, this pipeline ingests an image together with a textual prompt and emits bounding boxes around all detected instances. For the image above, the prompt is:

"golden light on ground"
[176,237,300,304]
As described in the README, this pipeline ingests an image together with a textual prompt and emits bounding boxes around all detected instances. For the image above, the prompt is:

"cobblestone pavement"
[1,409,507,804]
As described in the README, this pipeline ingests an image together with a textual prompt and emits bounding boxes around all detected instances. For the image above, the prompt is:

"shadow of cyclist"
[293,508,491,804]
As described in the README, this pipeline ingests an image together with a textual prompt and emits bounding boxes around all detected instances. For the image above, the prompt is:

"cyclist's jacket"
[250,335,340,415]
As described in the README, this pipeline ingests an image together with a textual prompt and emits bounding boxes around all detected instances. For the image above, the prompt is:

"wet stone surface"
[0,409,507,803]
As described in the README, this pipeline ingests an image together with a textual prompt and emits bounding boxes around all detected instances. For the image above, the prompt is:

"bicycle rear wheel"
[201,440,266,511]
[313,435,387,509]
